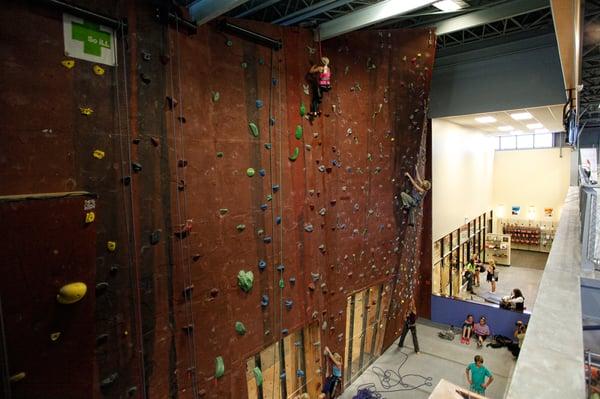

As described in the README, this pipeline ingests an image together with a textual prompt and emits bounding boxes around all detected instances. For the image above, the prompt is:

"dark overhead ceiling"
[581,0,600,128]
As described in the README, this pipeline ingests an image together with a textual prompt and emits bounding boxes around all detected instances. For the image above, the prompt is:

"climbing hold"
[93,65,105,75]
[107,241,117,251]
[260,204,268,211]
[93,150,105,159]
[266,194,273,201]
[263,236,272,244]
[253,367,263,386]
[236,224,246,232]
[80,107,93,116]
[226,39,233,46]
[140,73,151,84]
[277,264,285,272]
[241,61,248,69]
[318,165,326,173]
[289,147,300,161]
[216,151,224,158]
[127,387,138,396]
[215,356,225,379]
[61,60,75,69]
[318,244,326,253]
[96,282,109,294]
[177,116,186,123]
[300,103,306,117]
[9,372,26,383]
[249,122,259,137]
[85,211,95,224]
[247,168,255,177]
[150,230,161,245]
[303,84,310,95]
[259,168,266,176]
[285,299,293,309]
[235,321,247,335]
[261,294,269,307]
[192,254,201,262]
[50,332,61,342]
[276,216,281,225]
[237,270,254,292]
[269,117,276,126]
[219,208,229,215]
[212,91,220,102]
[56,282,87,304]
[272,184,280,192]
[272,78,278,86]
[296,369,305,378]
[257,229,264,236]
[308,283,316,291]
[166,96,178,109]
[319,208,326,216]
[96,334,109,346]
[279,278,284,288]
[258,260,267,270]
[258,58,264,65]
[256,100,264,109]
[295,125,303,140]
[122,176,131,186]
[289,277,296,284]
[141,50,151,61]
[304,224,313,232]
[151,137,159,147]
[264,143,272,150]
[183,285,194,299]
[311,273,320,281]
[282,329,289,335]
[132,162,142,172]
[210,288,219,297]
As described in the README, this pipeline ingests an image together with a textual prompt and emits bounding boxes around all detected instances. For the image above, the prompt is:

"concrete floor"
[340,322,516,399]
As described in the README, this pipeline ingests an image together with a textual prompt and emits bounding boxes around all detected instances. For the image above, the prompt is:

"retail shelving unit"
[497,218,556,253]
[485,233,511,266]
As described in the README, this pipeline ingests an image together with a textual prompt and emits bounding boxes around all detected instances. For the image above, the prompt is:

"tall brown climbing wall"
[166,20,435,398]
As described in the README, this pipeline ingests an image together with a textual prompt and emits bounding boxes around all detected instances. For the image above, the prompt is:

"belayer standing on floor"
[400,166,431,226]
[466,355,494,396]
[398,299,420,353]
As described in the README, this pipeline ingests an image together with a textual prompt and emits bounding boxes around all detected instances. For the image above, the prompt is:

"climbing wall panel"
[0,194,97,398]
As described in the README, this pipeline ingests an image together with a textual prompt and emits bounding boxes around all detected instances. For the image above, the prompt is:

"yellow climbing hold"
[93,65,105,76]
[61,60,75,69]
[85,211,95,224]
[107,241,117,252]
[9,372,26,383]
[50,332,61,341]
[80,107,93,116]
[93,150,105,159]
[56,282,87,304]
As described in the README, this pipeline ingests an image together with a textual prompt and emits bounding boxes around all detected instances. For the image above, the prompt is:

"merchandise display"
[498,219,556,253]
[484,233,511,266]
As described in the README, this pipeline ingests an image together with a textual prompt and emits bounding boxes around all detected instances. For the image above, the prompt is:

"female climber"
[399,165,431,226]
[309,57,331,117]
[320,345,342,398]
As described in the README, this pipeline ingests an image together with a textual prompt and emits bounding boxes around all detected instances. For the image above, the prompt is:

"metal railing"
[579,186,600,272]
[585,350,600,398]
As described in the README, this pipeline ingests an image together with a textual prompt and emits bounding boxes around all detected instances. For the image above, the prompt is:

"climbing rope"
[116,20,148,399]
[169,17,200,398]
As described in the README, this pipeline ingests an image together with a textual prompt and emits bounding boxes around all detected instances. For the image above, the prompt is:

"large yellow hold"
[56,282,87,304]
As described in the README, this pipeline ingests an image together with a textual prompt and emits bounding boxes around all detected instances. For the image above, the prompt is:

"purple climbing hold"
[261,295,269,307]
[256,100,264,109]
[260,204,268,211]
[259,169,266,176]
[258,260,267,270]
[263,236,272,244]
[276,216,281,224]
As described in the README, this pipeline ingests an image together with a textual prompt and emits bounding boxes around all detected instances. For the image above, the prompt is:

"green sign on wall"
[63,13,116,66]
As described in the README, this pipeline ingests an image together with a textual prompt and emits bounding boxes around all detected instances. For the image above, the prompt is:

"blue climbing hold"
[277,264,285,272]
[263,236,272,244]
[304,224,314,232]
[256,100,264,109]
[276,216,281,225]
[258,260,267,270]
[261,295,269,307]
[280,372,286,380]
[296,370,305,378]
[260,204,268,211]
[272,184,280,192]
[259,169,266,176]
[272,78,277,86]
[289,277,296,284]
[282,329,289,335]
[285,299,293,309]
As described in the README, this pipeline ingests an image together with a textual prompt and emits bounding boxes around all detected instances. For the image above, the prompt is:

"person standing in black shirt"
[398,299,420,353]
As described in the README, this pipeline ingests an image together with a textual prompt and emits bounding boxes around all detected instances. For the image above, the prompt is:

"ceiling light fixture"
[511,130,524,135]
[535,128,550,134]
[526,123,543,129]
[498,125,514,131]
[433,0,468,11]
[475,116,497,123]
[510,112,533,121]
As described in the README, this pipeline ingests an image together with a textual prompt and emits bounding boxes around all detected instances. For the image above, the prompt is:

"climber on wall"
[320,345,342,398]
[399,165,431,226]
[309,57,331,117]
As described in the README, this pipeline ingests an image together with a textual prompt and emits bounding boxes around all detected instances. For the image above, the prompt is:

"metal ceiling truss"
[580,0,600,127]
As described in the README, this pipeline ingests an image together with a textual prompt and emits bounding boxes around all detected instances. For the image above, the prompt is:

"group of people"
[460,315,491,348]
[464,255,498,294]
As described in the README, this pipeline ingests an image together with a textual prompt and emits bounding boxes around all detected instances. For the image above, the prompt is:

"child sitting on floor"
[461,314,474,344]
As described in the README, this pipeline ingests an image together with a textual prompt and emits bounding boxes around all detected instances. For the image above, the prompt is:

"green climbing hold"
[249,122,259,137]
[289,147,299,162]
[215,356,225,379]
[279,278,285,288]
[295,125,303,140]
[237,270,254,292]
[300,103,306,117]
[212,91,220,102]
[266,194,272,201]
[235,321,246,335]
[253,367,263,386]
[247,168,255,177]
[216,151,224,158]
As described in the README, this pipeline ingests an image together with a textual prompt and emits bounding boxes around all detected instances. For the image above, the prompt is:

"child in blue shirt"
[466,355,494,395]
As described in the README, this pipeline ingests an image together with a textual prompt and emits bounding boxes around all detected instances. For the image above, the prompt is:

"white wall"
[492,148,571,222]
[432,119,496,241]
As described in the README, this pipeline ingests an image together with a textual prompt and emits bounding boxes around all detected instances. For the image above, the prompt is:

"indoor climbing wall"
[166,19,435,398]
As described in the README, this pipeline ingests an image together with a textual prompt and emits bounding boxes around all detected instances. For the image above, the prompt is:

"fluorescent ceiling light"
[511,130,524,135]
[535,128,549,134]
[498,125,513,131]
[510,112,533,120]
[433,0,467,11]
[475,116,497,123]
[526,123,543,129]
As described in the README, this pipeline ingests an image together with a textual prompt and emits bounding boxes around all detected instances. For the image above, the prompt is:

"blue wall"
[431,295,530,338]
[430,33,565,118]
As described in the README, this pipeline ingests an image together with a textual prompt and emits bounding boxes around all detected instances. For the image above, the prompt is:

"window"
[516,135,534,149]
[500,135,516,150]
[534,133,553,148]
[246,324,321,399]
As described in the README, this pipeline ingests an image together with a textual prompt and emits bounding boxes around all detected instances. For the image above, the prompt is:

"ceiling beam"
[433,0,550,35]
[234,0,283,18]
[189,0,250,25]
[278,0,356,26]
[318,0,437,40]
